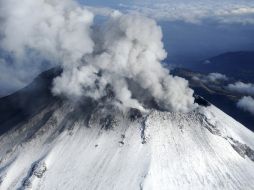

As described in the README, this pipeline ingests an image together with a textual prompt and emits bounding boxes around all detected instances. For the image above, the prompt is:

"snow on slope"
[0,101,254,190]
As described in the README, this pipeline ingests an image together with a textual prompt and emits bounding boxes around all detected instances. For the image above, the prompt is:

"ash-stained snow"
[0,103,254,190]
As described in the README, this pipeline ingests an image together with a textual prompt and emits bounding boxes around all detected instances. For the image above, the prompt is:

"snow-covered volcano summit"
[0,68,254,190]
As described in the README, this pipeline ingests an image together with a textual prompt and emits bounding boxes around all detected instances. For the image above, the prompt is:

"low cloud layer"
[119,0,254,24]
[192,72,228,83]
[237,96,254,115]
[0,0,195,112]
[206,73,228,82]
[227,82,254,96]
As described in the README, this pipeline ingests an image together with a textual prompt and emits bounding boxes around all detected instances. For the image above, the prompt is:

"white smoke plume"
[0,0,94,95]
[227,82,254,96]
[237,96,254,115]
[0,0,195,112]
[0,0,94,64]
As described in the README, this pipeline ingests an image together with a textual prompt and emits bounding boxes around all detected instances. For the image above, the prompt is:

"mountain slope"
[0,70,254,190]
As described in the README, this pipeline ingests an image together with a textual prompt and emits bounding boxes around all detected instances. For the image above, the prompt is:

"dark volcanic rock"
[128,108,142,122]
[100,115,117,130]
[0,67,62,135]
[194,95,211,107]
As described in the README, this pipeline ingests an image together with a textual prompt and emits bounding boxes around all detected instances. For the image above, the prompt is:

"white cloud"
[227,82,254,96]
[237,96,254,115]
[206,73,228,82]
[0,0,196,112]
[193,72,228,83]
[119,0,254,24]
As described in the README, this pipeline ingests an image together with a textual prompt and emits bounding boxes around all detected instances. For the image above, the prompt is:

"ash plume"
[0,0,195,112]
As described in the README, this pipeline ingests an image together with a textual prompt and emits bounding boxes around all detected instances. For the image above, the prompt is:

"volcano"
[0,68,254,190]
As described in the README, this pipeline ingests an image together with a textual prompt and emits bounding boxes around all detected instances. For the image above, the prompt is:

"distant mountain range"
[191,51,254,82]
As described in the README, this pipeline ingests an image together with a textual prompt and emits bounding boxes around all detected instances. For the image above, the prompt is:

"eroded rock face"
[23,178,32,189]
[22,161,47,189]
[228,137,254,161]
[32,162,47,178]
[100,115,117,130]
[201,112,254,162]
